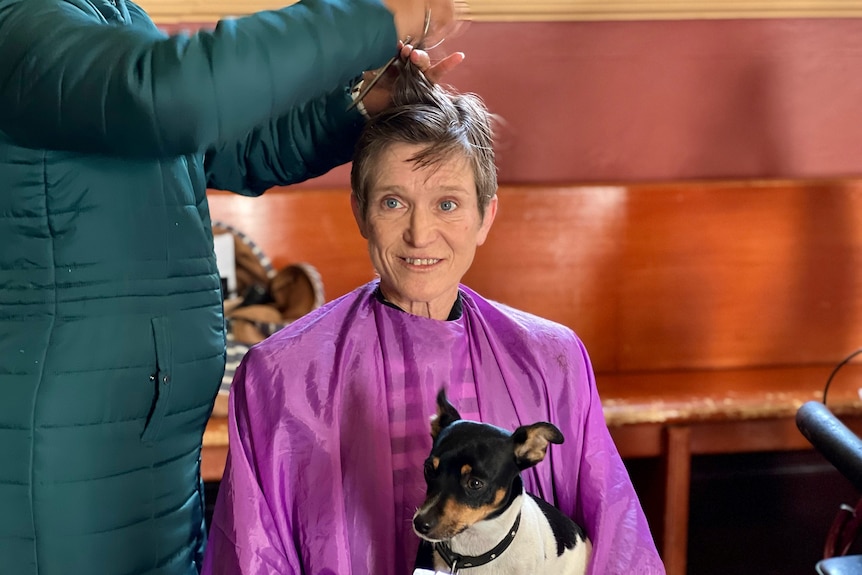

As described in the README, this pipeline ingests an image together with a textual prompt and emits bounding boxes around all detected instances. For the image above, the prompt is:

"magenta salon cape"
[202,282,664,575]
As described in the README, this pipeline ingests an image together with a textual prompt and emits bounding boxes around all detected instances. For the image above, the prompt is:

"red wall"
[439,19,862,184]
[166,18,862,184]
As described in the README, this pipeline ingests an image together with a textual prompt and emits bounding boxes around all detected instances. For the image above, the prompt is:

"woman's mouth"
[404,257,440,266]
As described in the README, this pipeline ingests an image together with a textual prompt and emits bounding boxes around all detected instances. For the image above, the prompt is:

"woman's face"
[352,143,497,320]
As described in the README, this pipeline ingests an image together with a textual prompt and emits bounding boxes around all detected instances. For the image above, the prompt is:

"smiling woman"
[352,143,497,319]
[137,0,862,23]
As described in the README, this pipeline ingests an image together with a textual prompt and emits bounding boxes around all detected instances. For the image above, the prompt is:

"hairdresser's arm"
[0,0,395,158]
[204,85,364,196]
[204,46,466,195]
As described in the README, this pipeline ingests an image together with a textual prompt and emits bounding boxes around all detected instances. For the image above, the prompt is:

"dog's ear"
[430,388,461,440]
[512,423,564,470]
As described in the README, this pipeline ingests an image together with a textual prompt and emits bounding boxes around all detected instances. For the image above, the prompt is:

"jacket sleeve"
[203,81,365,195]
[0,0,395,158]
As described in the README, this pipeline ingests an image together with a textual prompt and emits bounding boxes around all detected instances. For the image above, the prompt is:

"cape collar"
[433,511,522,573]
[373,285,463,320]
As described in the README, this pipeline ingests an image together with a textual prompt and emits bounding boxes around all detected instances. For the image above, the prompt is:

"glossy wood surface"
[599,364,862,425]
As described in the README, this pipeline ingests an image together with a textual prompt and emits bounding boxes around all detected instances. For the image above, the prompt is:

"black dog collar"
[434,511,522,573]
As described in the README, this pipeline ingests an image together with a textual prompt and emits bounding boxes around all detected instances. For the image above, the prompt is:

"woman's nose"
[404,208,435,246]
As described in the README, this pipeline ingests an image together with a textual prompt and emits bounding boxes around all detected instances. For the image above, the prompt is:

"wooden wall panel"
[616,181,862,370]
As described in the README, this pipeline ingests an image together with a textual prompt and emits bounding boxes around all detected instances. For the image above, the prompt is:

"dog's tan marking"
[436,498,498,536]
[514,425,562,464]
[430,391,461,439]
[460,464,472,477]
[492,487,506,506]
[432,457,440,470]
[430,414,444,440]
[429,487,510,539]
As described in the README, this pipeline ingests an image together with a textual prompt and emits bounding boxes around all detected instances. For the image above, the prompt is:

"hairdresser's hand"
[361,43,465,116]
[382,0,458,48]
[401,43,465,85]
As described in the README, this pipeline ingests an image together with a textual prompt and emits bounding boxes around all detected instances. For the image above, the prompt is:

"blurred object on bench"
[225,263,324,346]
[211,221,324,417]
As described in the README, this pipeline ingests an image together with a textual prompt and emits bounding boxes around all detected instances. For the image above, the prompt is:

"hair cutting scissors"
[347,7,432,111]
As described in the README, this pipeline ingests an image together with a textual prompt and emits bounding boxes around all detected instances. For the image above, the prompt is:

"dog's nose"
[413,515,434,535]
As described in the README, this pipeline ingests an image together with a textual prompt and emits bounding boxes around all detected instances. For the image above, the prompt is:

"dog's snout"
[413,514,435,535]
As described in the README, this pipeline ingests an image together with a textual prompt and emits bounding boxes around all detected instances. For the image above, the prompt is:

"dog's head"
[412,388,564,541]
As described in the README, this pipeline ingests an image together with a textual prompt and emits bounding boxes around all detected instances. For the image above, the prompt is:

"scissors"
[347,7,432,111]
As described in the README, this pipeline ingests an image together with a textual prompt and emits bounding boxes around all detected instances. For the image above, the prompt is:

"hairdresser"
[0,0,462,574]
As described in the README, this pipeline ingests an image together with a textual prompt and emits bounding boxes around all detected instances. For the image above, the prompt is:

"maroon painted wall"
[165,18,862,184]
[441,19,862,184]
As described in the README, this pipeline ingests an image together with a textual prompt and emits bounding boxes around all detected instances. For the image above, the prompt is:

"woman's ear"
[350,193,369,239]
[476,193,498,246]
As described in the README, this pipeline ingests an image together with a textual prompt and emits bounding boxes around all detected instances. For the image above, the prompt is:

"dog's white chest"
[432,496,590,575]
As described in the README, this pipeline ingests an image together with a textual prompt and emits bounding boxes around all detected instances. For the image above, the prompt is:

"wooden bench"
[202,178,862,575]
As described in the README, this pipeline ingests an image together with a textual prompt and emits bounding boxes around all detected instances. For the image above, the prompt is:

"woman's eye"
[467,478,484,490]
[440,200,457,212]
[384,198,402,209]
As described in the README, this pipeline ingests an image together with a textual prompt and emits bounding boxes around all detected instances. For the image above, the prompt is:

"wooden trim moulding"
[139,0,862,24]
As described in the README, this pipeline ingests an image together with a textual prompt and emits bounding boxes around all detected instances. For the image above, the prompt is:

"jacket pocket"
[141,316,173,443]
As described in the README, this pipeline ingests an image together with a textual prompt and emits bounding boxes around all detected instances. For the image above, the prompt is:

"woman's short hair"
[350,63,497,219]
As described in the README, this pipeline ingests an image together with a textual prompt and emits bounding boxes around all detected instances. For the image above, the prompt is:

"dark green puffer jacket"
[0,0,395,573]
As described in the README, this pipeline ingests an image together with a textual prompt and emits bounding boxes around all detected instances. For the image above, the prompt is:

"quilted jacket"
[0,0,395,573]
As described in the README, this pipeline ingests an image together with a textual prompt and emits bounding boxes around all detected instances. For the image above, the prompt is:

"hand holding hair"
[358,42,465,117]
[382,0,459,48]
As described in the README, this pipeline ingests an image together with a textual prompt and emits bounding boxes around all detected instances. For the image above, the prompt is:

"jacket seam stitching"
[29,150,57,573]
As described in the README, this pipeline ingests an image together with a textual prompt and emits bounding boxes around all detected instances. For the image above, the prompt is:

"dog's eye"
[467,478,484,491]
[423,460,434,478]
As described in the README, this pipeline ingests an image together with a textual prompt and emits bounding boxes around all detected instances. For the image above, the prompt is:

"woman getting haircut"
[204,61,665,575]
[0,1,460,574]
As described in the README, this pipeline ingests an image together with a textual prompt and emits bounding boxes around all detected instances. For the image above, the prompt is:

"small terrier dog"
[412,390,591,574]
